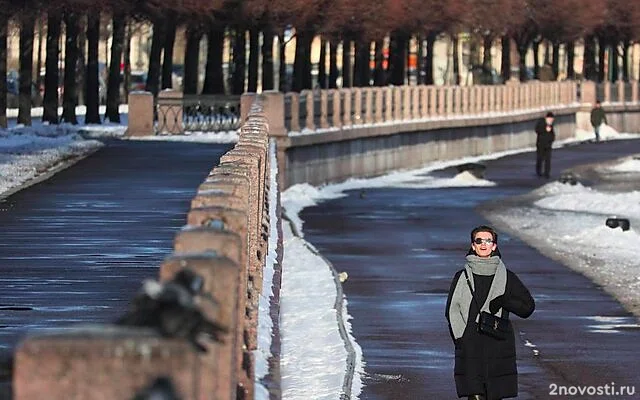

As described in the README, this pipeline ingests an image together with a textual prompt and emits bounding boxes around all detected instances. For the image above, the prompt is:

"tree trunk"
[610,42,618,82]
[105,12,125,123]
[292,31,305,91]
[77,16,87,106]
[161,13,177,89]
[501,36,511,81]
[62,12,79,124]
[425,32,436,85]
[122,22,132,102]
[278,31,286,91]
[329,41,338,89]
[388,32,407,85]
[36,17,43,91]
[353,40,370,87]
[43,13,61,124]
[566,41,575,80]
[202,25,225,94]
[373,39,385,86]
[183,27,202,95]
[452,34,460,85]
[317,38,326,89]
[583,35,596,80]
[482,35,492,73]
[247,27,259,92]
[597,37,606,82]
[18,15,35,126]
[0,19,7,128]
[342,39,352,88]
[303,34,313,90]
[232,28,246,95]
[517,43,528,82]
[552,42,560,79]
[622,40,629,82]
[532,40,540,79]
[262,26,275,91]
[416,35,424,84]
[85,10,100,124]
[544,41,551,64]
[146,17,165,97]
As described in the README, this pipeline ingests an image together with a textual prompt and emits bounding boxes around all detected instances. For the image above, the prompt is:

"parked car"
[129,71,147,92]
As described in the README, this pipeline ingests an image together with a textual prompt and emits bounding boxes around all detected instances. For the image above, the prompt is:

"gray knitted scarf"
[447,255,507,339]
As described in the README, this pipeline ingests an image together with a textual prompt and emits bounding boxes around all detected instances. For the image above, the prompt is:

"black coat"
[446,269,535,399]
[535,118,555,148]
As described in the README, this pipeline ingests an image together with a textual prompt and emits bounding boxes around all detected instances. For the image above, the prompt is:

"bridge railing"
[14,101,272,400]
[283,81,578,134]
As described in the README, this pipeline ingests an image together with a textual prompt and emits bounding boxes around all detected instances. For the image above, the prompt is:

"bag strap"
[463,269,483,314]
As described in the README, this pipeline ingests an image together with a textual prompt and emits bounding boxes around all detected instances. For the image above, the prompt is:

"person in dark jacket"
[446,225,535,400]
[590,100,607,142]
[534,112,555,178]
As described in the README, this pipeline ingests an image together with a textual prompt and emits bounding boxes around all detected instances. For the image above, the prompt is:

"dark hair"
[467,225,501,257]
[545,111,554,118]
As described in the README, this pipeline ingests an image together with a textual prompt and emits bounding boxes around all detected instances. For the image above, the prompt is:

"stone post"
[446,86,454,115]
[241,93,257,122]
[394,87,403,120]
[385,87,393,121]
[411,86,420,119]
[261,90,286,136]
[580,81,596,107]
[126,92,154,137]
[353,88,362,124]
[365,88,374,124]
[288,93,300,132]
[320,90,329,128]
[603,81,611,103]
[342,88,352,126]
[429,86,437,116]
[332,90,342,128]
[375,88,383,123]
[617,81,624,103]
[305,90,315,130]
[437,87,446,115]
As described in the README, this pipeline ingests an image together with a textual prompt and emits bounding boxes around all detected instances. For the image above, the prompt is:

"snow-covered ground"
[3,117,640,399]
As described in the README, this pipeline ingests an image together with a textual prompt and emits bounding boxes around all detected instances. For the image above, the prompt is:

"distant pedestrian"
[534,112,555,178]
[446,225,535,400]
[590,100,607,142]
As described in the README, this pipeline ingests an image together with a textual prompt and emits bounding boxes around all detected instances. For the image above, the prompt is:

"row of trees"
[1,0,640,127]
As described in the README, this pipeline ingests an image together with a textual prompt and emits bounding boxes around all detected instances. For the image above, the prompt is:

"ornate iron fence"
[155,94,241,134]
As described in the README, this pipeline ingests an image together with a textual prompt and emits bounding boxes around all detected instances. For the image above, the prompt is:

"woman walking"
[445,225,535,399]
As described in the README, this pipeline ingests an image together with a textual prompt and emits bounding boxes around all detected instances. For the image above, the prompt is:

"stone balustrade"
[283,81,578,133]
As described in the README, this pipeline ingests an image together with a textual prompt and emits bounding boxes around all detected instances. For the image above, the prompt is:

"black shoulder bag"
[463,270,510,341]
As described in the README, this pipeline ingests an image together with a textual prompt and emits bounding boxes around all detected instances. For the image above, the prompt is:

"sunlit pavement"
[301,138,640,399]
[0,140,231,381]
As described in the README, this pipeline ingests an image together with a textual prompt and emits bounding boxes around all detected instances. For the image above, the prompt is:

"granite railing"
[282,81,577,133]
[13,101,275,400]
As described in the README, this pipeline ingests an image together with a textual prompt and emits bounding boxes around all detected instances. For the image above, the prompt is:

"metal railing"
[155,94,242,134]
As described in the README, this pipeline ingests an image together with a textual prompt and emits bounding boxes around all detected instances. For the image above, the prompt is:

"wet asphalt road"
[0,140,231,363]
[301,139,640,399]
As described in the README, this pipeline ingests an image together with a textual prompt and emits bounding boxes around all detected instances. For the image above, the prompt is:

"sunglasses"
[473,238,494,245]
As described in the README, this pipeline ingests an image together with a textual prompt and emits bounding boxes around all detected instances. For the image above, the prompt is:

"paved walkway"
[301,138,640,399]
[0,140,231,386]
